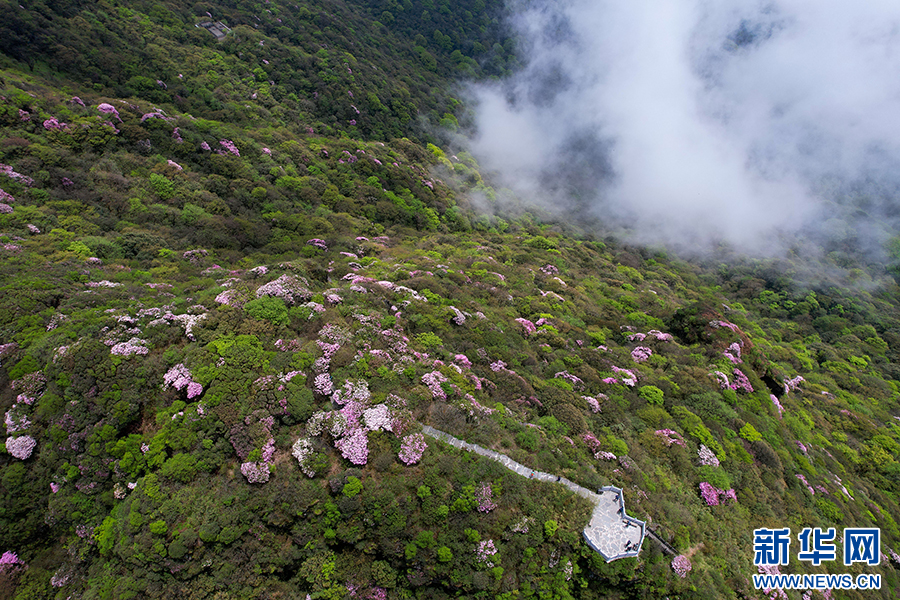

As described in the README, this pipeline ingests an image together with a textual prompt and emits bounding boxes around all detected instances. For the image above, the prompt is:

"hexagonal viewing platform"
[583,486,646,561]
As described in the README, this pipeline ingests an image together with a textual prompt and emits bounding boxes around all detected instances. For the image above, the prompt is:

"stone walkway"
[421,426,646,562]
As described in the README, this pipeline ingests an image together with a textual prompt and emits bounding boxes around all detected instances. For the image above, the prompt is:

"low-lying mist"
[468,0,900,259]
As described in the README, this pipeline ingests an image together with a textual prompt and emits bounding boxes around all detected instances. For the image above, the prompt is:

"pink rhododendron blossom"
[711,371,729,389]
[699,482,737,506]
[215,289,245,306]
[672,555,692,577]
[291,438,317,477]
[784,376,804,394]
[421,371,448,399]
[554,370,583,388]
[0,551,25,571]
[11,372,46,398]
[476,482,498,512]
[631,346,652,363]
[140,112,170,123]
[796,473,814,494]
[449,306,466,325]
[515,317,536,335]
[697,444,720,467]
[583,395,602,413]
[97,102,120,121]
[489,360,507,372]
[241,461,270,483]
[654,429,685,447]
[709,320,740,332]
[699,481,720,506]
[362,404,392,431]
[186,381,203,399]
[723,342,743,364]
[771,394,785,418]
[399,433,426,465]
[110,338,150,356]
[334,428,368,465]
[183,248,208,262]
[5,411,30,434]
[475,539,497,566]
[730,369,753,393]
[219,139,240,156]
[0,164,33,186]
[6,435,36,459]
[581,432,616,460]
[163,363,202,397]
[256,274,311,304]
[454,354,472,368]
[313,373,333,395]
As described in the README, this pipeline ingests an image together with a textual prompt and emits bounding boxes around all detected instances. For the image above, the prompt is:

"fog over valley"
[470,0,900,256]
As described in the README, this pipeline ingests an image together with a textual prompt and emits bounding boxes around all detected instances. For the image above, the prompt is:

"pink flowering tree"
[163,364,203,399]
[6,435,36,459]
[240,461,270,484]
[654,429,685,447]
[97,103,121,121]
[672,555,692,577]
[256,274,312,304]
[476,483,498,513]
[699,482,737,506]
[730,369,753,393]
[306,238,328,251]
[219,139,240,156]
[515,317,536,335]
[0,551,26,572]
[334,427,368,465]
[631,346,652,363]
[699,481,720,506]
[475,539,498,567]
[770,395,785,418]
[582,395,603,413]
[421,371,448,400]
[784,375,804,394]
[399,433,426,465]
[697,445,720,467]
[554,370,584,389]
[291,438,317,477]
[711,370,729,389]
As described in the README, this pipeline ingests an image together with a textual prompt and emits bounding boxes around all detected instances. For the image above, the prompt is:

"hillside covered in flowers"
[1,1,900,598]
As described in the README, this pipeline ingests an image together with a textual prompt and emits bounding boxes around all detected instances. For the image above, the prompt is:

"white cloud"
[470,0,900,253]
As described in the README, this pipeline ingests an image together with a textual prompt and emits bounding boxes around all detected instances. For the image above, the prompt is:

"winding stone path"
[421,426,646,562]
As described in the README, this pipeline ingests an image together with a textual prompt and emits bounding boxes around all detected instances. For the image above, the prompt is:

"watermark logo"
[797,527,836,566]
[752,527,881,591]
[844,529,879,566]
[754,527,791,566]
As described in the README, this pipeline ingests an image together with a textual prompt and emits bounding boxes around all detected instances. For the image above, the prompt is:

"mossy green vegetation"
[0,0,898,598]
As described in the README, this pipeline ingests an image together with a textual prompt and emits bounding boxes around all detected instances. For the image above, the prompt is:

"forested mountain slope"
[0,1,898,599]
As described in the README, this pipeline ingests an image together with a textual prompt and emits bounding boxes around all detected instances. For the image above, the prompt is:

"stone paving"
[421,426,646,562]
